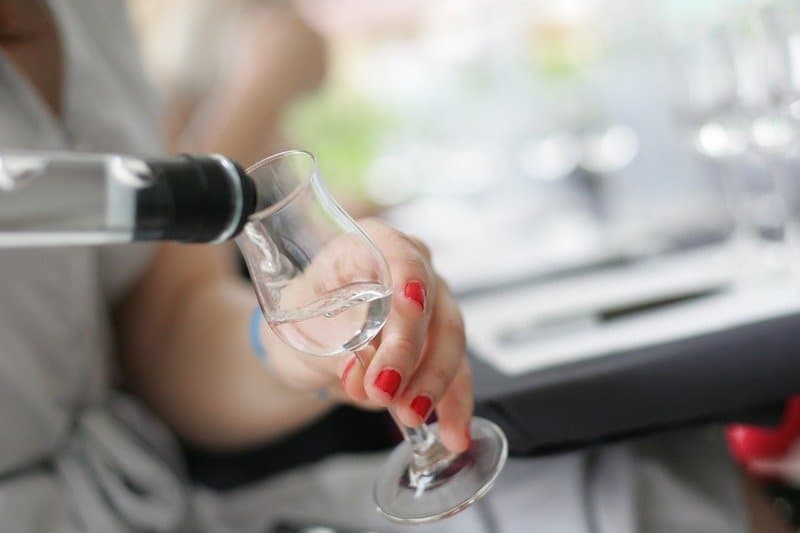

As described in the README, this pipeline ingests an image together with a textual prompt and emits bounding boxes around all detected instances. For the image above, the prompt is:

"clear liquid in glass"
[267,281,391,356]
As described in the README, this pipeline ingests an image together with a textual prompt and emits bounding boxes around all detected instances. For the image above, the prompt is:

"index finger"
[362,243,435,405]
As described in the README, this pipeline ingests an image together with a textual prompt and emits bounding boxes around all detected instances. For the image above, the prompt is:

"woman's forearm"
[182,83,288,167]
[154,281,333,448]
[172,4,325,167]
[116,245,335,450]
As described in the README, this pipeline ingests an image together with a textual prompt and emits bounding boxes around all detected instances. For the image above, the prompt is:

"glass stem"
[354,350,435,456]
[389,410,435,452]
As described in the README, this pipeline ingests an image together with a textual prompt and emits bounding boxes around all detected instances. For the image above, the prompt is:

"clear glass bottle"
[0,151,258,247]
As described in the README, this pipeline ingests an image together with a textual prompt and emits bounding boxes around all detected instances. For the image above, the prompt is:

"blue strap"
[249,306,268,360]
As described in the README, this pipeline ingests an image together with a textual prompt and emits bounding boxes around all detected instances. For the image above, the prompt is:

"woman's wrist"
[250,305,335,402]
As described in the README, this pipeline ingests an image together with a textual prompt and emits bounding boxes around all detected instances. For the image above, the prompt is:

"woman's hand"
[262,218,472,453]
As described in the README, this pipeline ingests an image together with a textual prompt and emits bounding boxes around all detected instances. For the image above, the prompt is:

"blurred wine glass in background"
[665,1,800,280]
[130,0,789,291]
[726,4,795,268]
[758,0,800,262]
[669,24,750,247]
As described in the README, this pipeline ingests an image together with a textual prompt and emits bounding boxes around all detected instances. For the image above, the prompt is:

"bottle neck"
[135,155,255,243]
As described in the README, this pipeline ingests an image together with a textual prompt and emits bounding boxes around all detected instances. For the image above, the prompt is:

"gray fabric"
[0,1,172,531]
[196,427,748,533]
[0,1,751,532]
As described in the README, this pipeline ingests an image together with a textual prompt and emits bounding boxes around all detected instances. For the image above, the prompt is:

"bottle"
[0,151,263,247]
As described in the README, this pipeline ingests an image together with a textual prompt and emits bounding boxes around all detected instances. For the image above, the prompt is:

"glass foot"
[373,417,508,524]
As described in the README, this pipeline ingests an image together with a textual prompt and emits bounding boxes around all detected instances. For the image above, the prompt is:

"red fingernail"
[404,280,426,310]
[465,428,472,448]
[341,356,357,386]
[410,395,432,420]
[374,368,401,398]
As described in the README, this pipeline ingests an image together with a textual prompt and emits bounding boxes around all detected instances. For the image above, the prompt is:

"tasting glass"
[236,150,508,524]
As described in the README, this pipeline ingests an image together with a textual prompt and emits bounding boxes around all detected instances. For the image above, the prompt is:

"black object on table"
[183,407,393,490]
[472,311,800,456]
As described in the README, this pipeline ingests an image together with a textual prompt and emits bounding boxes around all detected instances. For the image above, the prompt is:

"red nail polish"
[404,280,426,310]
[374,368,401,398]
[410,395,432,420]
[341,357,356,386]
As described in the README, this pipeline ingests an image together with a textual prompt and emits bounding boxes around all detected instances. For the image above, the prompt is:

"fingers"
[403,234,432,262]
[360,234,436,405]
[393,282,466,427]
[340,347,371,402]
[327,219,472,441]
[331,351,383,411]
[361,286,428,403]
[434,358,474,453]
[338,270,472,455]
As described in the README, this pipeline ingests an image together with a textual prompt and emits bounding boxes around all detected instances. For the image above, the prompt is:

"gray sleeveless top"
[0,2,192,531]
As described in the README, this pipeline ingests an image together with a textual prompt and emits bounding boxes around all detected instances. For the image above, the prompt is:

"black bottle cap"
[134,155,255,243]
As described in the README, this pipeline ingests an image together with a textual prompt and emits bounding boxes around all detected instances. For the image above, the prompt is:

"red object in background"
[726,396,800,475]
